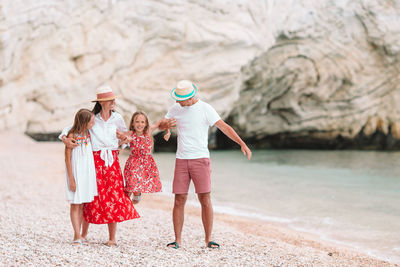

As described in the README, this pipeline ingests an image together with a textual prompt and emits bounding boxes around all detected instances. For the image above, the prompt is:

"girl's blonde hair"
[68,109,93,136]
[129,111,149,134]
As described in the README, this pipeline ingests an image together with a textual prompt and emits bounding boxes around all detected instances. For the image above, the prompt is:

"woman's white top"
[65,134,98,204]
[59,112,127,167]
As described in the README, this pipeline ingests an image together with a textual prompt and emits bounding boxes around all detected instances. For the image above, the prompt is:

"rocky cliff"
[1,0,399,149]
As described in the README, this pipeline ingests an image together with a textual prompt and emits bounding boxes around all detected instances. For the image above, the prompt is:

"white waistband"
[100,149,114,167]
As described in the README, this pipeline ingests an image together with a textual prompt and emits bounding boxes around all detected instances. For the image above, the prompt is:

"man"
[165,80,252,249]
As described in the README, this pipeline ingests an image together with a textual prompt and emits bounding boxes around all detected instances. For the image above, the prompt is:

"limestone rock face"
[0,0,268,133]
[1,0,400,149]
[227,0,400,148]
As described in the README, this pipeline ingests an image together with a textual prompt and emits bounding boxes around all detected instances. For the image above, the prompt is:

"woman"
[61,86,139,246]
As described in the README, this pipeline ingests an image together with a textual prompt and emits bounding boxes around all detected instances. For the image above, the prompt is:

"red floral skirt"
[83,151,140,224]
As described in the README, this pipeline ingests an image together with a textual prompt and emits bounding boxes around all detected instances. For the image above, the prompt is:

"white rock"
[0,0,399,145]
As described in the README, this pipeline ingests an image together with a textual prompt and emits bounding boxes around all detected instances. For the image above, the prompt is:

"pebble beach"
[0,132,396,266]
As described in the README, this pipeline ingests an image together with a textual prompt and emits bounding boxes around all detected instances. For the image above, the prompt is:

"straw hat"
[92,85,118,102]
[170,80,197,101]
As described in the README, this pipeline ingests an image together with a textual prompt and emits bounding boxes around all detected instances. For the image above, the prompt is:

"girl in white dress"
[65,108,97,245]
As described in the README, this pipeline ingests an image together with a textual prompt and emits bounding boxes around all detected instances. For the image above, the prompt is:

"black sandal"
[167,241,180,249]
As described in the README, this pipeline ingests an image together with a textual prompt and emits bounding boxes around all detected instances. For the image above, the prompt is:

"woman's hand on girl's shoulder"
[64,133,78,149]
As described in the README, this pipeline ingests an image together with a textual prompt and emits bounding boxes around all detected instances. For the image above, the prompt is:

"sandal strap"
[207,241,220,248]
[167,241,179,249]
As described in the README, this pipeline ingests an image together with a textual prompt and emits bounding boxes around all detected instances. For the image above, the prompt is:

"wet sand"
[0,132,395,266]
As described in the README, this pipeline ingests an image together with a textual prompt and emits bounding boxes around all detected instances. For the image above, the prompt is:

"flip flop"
[104,241,118,247]
[166,241,180,249]
[72,239,83,245]
[207,241,220,249]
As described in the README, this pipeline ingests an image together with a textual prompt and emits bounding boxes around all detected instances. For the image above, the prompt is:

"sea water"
[121,149,400,263]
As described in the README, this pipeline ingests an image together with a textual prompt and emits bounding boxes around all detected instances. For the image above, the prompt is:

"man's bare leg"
[198,192,217,247]
[168,193,187,247]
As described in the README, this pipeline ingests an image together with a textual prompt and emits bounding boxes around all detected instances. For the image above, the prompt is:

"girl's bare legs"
[80,204,89,242]
[79,204,84,226]
[81,220,89,240]
[132,191,142,204]
[106,223,117,246]
[70,204,83,243]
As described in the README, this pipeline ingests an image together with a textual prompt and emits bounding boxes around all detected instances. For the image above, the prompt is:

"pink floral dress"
[124,133,162,194]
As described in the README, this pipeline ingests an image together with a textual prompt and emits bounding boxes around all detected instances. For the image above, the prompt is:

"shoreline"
[0,132,396,266]
[192,198,397,264]
[142,193,396,265]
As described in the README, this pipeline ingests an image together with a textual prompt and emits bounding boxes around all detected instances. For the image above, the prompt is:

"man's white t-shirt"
[165,100,221,159]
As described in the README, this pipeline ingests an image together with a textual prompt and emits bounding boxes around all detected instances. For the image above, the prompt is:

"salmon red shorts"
[173,158,211,194]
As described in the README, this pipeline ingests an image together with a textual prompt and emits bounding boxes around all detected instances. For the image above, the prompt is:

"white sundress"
[65,134,98,204]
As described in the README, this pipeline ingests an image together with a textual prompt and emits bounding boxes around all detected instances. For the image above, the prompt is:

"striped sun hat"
[170,80,198,101]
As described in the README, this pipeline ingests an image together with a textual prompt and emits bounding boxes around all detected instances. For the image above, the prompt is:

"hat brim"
[170,86,197,101]
[91,95,119,102]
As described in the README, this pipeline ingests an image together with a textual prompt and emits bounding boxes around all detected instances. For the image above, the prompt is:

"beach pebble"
[0,133,394,266]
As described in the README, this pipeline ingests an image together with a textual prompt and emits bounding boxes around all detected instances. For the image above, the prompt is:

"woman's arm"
[214,120,252,160]
[62,136,78,149]
[117,129,132,146]
[116,129,127,140]
[64,134,76,192]
[59,126,78,149]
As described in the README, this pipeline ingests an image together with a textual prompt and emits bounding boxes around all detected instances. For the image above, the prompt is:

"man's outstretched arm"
[158,118,177,130]
[214,120,252,160]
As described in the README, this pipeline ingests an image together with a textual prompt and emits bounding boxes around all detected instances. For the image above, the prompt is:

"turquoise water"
[121,150,400,263]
